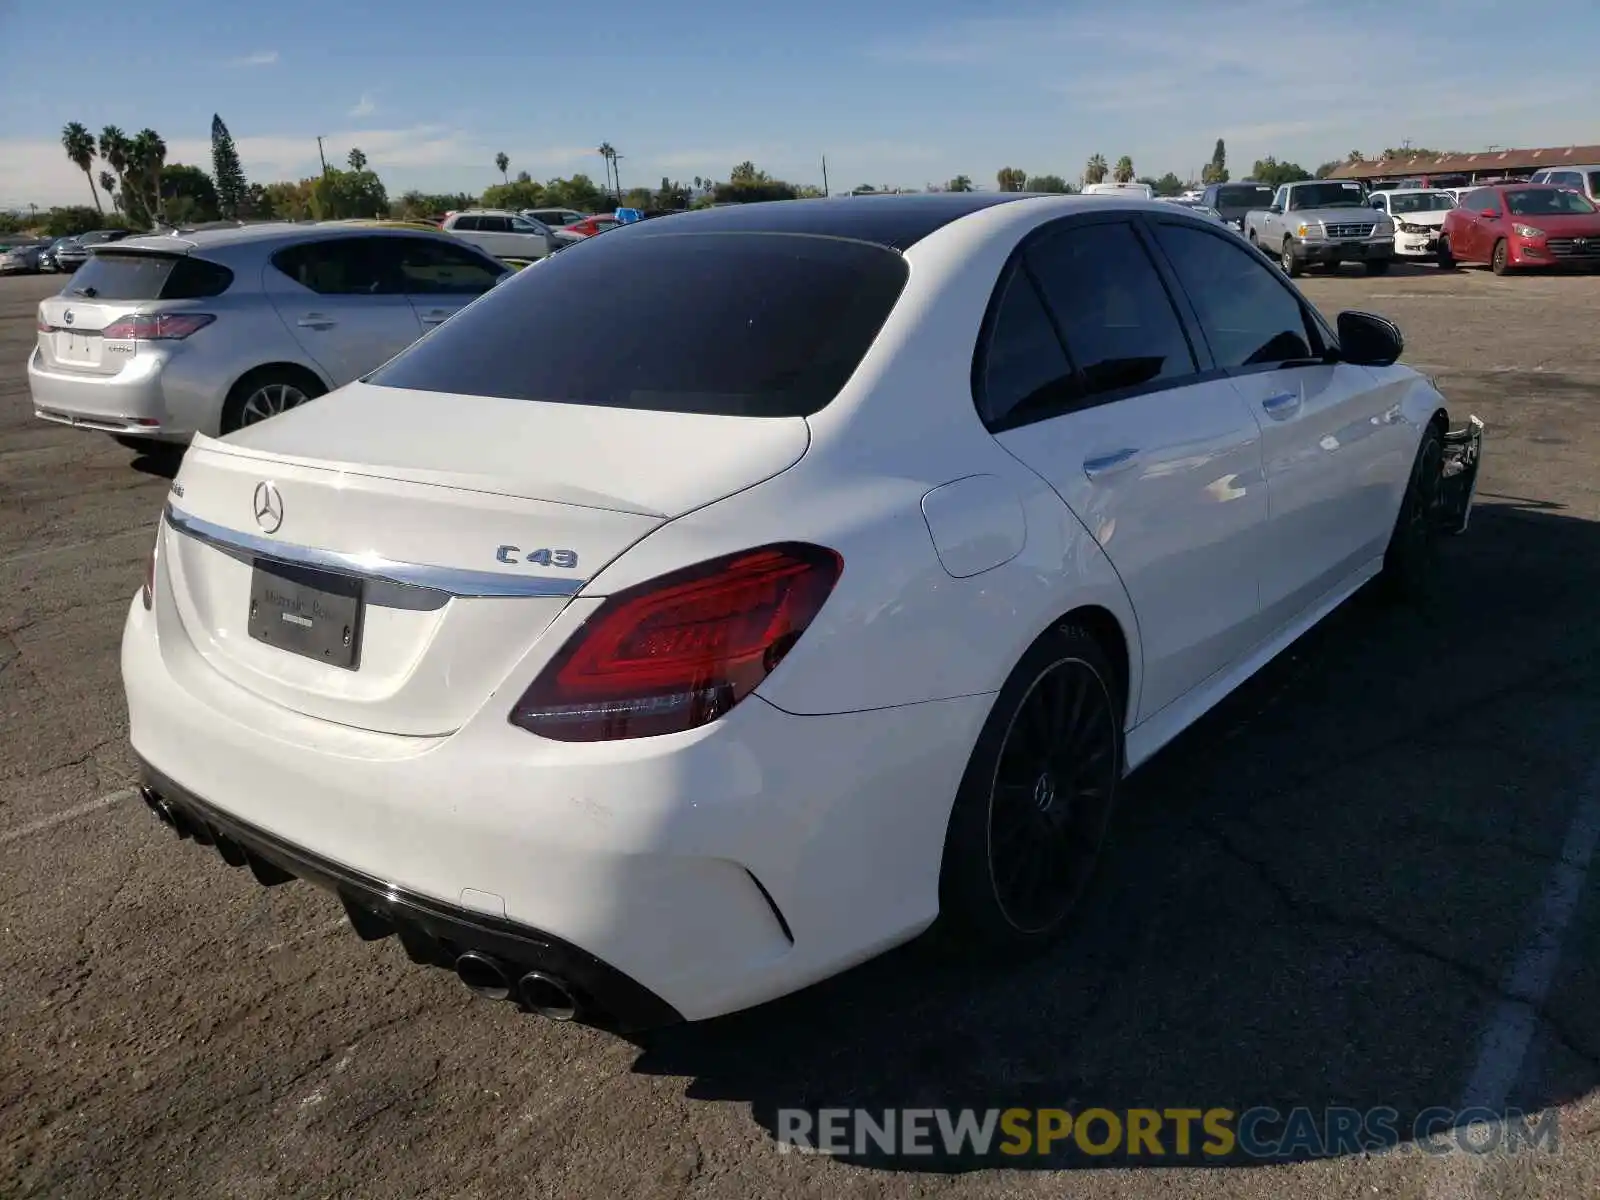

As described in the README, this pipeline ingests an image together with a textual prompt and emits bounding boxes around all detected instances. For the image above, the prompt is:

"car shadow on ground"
[127,444,184,480]
[628,500,1600,1172]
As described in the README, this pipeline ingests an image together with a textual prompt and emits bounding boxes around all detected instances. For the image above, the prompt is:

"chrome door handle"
[420,310,451,325]
[1082,448,1141,479]
[1261,392,1301,418]
[296,315,336,330]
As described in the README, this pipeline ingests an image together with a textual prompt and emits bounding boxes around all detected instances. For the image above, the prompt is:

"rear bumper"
[28,347,190,441]
[137,760,682,1032]
[121,585,989,1024]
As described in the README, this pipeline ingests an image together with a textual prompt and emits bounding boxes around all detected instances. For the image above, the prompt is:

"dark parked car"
[1199,181,1279,229]
[53,229,134,272]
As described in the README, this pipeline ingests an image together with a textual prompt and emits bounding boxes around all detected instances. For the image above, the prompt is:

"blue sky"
[3,0,1598,210]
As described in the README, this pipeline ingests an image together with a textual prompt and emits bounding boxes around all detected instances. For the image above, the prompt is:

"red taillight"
[101,313,216,341]
[510,543,843,742]
[36,309,49,332]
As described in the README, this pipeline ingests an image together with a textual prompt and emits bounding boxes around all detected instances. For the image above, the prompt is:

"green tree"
[1250,156,1312,187]
[61,122,102,214]
[159,164,221,225]
[347,147,368,173]
[309,165,389,219]
[946,174,974,192]
[44,205,133,237]
[996,166,1027,192]
[98,169,118,212]
[654,176,690,210]
[1201,138,1228,185]
[1085,154,1108,184]
[1026,174,1071,193]
[480,179,547,210]
[1137,172,1185,196]
[1314,160,1343,179]
[210,115,248,219]
[260,180,313,220]
[128,129,168,223]
[542,174,608,212]
[494,151,509,183]
[1113,155,1134,183]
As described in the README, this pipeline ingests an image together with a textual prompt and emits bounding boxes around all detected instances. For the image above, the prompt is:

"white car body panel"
[122,193,1463,1024]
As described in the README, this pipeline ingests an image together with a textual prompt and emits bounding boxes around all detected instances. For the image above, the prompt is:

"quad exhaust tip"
[518,971,578,1021]
[454,951,512,1001]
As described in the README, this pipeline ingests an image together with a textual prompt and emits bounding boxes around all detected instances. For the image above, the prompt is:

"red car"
[1440,183,1600,274]
[562,215,622,238]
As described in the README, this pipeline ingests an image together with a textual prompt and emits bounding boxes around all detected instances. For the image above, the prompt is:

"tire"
[1247,229,1259,249]
[938,622,1125,957]
[1437,237,1455,270]
[1280,238,1304,277]
[1491,238,1510,276]
[1365,257,1392,276]
[1380,421,1446,602]
[219,366,326,435]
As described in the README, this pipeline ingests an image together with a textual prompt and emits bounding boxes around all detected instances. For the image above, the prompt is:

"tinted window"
[1462,189,1497,213]
[272,238,397,295]
[1506,188,1597,216]
[1154,223,1315,369]
[452,216,481,231]
[367,231,908,417]
[1025,222,1196,397]
[392,237,502,295]
[1216,185,1275,209]
[64,252,234,300]
[977,266,1078,427]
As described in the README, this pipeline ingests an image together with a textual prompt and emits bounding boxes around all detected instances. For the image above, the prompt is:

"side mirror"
[1336,310,1403,368]
[1480,209,1500,219]
[1268,204,1282,214]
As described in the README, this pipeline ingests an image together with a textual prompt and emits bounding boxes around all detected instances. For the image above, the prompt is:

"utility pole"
[316,136,330,176]
[822,154,830,197]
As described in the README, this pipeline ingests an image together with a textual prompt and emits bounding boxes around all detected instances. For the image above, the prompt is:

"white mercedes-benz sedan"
[123,193,1483,1032]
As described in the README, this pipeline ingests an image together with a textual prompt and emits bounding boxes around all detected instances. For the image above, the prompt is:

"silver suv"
[1528,165,1600,205]
[28,223,510,448]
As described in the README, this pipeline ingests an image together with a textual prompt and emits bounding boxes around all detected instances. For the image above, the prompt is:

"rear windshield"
[1287,182,1368,209]
[63,252,235,300]
[366,230,910,417]
[1390,192,1456,214]
[1215,185,1275,208]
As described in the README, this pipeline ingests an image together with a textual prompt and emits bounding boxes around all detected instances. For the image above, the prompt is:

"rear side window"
[1025,222,1197,398]
[64,252,234,300]
[452,216,481,231]
[367,231,909,417]
[977,266,1079,428]
[272,238,396,295]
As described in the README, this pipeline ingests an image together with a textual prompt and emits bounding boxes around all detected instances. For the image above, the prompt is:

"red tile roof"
[1327,144,1600,180]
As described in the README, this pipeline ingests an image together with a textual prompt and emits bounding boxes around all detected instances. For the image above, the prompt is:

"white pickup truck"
[1243,180,1396,277]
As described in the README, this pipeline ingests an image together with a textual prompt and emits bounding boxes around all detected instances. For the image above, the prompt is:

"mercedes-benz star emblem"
[252,481,284,534]
[63,310,74,325]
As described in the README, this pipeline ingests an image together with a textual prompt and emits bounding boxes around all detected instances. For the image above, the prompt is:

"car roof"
[613,193,1043,251]
[108,223,459,254]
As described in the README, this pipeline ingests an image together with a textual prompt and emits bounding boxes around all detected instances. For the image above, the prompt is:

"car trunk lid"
[157,383,811,736]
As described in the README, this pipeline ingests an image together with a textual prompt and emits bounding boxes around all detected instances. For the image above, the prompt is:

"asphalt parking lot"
[4,260,1600,1199]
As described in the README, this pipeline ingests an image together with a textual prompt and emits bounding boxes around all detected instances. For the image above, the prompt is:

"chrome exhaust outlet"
[518,971,578,1021]
[455,952,512,1001]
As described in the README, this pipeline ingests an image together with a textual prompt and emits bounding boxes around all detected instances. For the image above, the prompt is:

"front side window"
[367,230,908,417]
[510,217,547,234]
[272,238,397,295]
[1025,222,1197,399]
[393,237,503,295]
[1154,222,1315,370]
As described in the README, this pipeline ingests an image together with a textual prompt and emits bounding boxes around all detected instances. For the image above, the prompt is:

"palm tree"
[596,142,616,198]
[98,170,118,212]
[1113,155,1134,183]
[495,151,509,183]
[1085,154,1108,185]
[347,147,368,172]
[61,122,102,213]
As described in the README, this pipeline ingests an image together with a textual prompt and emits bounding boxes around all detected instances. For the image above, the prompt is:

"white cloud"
[231,50,278,67]
[349,94,376,119]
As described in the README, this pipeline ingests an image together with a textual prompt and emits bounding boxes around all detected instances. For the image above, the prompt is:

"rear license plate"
[247,560,363,670]
[56,331,96,363]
